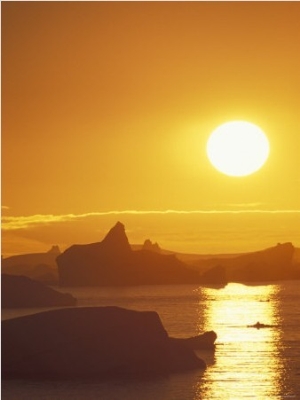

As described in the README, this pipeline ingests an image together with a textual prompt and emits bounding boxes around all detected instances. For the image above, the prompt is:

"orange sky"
[2,2,300,256]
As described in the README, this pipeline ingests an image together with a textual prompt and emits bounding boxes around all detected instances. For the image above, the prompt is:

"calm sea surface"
[2,282,300,399]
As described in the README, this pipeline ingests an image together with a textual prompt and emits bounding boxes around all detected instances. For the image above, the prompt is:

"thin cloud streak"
[2,209,300,231]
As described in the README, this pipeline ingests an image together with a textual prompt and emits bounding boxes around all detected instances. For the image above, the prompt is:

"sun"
[206,121,270,177]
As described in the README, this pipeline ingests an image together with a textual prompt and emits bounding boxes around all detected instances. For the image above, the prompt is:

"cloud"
[2,209,300,231]
[1,214,74,230]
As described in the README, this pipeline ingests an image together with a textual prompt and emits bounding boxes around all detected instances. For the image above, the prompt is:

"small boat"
[247,321,272,329]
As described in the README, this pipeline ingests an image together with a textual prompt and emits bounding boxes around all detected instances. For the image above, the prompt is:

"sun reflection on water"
[194,283,284,399]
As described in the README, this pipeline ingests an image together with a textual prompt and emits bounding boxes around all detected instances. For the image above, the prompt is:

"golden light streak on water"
[194,284,284,399]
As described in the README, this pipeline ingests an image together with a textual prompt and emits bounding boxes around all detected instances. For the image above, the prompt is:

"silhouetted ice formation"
[195,242,296,283]
[1,274,76,308]
[57,222,200,286]
[2,306,208,379]
[2,246,60,284]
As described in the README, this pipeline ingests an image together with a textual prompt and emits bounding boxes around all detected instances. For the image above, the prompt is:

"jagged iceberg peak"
[143,239,161,253]
[47,245,61,255]
[102,221,131,253]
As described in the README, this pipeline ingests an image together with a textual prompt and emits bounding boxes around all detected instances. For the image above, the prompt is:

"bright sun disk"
[206,121,270,177]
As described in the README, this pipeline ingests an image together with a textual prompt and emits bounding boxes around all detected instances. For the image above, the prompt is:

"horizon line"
[2,208,300,231]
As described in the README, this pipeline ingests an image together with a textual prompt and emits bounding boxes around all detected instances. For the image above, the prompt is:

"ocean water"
[2,282,300,399]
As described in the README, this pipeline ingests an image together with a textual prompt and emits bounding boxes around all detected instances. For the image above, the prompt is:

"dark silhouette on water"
[4,223,299,288]
[172,330,217,350]
[2,306,211,379]
[247,321,275,329]
[1,274,76,308]
[191,242,297,283]
[2,246,60,284]
[57,222,201,286]
[198,265,228,286]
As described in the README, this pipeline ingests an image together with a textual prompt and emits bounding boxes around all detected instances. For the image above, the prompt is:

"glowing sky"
[2,2,300,256]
